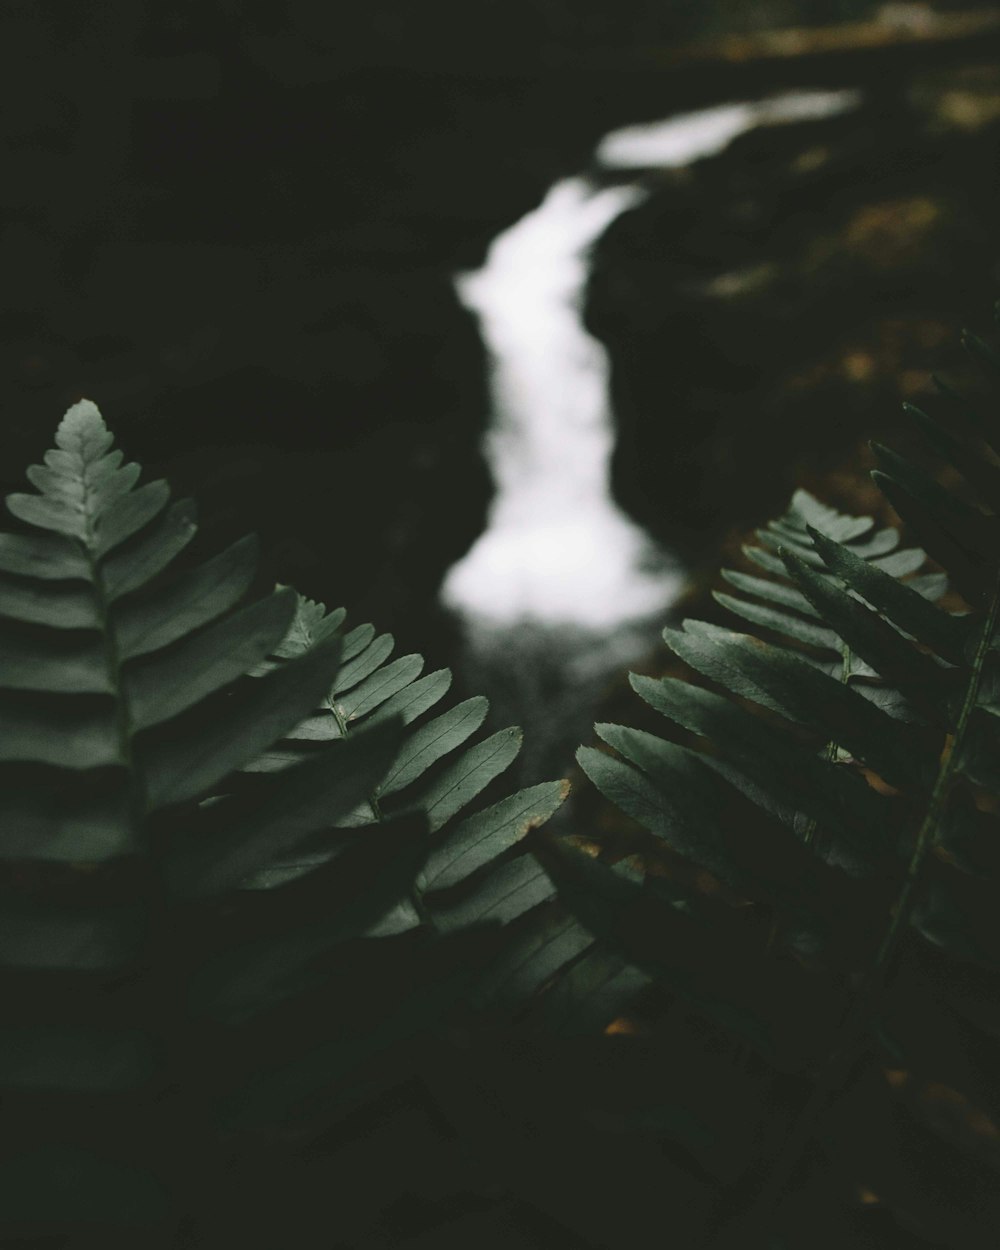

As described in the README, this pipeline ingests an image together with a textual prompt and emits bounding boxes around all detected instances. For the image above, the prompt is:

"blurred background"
[3,0,1000,774]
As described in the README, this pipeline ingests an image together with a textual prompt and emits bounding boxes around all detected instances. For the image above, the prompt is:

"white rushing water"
[441,89,860,633]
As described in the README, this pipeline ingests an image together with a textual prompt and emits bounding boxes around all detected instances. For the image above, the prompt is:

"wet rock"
[587,62,1000,567]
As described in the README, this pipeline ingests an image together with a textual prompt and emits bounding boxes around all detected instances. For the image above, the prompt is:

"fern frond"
[542,315,1000,1247]
[0,402,569,1237]
[200,587,660,1073]
[163,586,579,1131]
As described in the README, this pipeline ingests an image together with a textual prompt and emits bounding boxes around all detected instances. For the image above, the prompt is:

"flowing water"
[441,89,861,776]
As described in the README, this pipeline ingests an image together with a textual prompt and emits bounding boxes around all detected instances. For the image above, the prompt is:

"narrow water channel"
[442,89,861,777]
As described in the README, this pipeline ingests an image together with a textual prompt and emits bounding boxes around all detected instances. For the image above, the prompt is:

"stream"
[441,89,861,778]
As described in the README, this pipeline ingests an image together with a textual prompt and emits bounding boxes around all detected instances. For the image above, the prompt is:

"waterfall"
[445,176,662,629]
[441,89,861,771]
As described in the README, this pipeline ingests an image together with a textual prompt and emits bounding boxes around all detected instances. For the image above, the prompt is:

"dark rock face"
[587,63,1000,567]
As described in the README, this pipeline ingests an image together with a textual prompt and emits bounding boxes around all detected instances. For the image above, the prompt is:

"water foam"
[442,89,861,629]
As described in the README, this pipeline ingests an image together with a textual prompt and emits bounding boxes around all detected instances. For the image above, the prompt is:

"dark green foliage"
[541,320,1000,1247]
[0,401,568,1242]
[12,311,1000,1248]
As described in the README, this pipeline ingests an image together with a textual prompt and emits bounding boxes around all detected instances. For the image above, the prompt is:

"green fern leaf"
[548,312,1000,1247]
[0,397,578,1238]
[0,401,344,850]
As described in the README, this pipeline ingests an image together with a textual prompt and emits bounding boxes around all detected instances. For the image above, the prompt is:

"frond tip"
[56,397,112,454]
[9,398,167,554]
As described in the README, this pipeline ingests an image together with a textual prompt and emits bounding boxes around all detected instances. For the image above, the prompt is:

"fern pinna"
[0,401,567,1244]
[539,318,1000,1249]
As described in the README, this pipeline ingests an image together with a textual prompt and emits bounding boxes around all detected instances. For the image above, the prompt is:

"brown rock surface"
[588,60,1000,571]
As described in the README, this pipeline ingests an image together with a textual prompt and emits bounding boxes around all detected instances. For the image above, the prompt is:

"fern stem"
[803,640,854,856]
[875,576,999,969]
[327,689,434,929]
[734,645,855,1077]
[716,578,1000,1247]
[84,543,146,829]
[733,644,854,1077]
[328,696,349,739]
